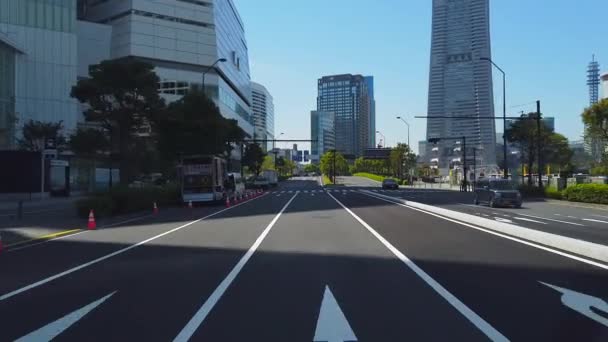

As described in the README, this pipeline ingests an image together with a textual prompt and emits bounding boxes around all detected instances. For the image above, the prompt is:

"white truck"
[263,170,279,187]
[179,156,227,203]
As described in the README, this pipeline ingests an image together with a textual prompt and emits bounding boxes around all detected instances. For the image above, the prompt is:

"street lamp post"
[396,116,410,147]
[480,57,508,179]
[202,58,227,93]
[376,130,386,148]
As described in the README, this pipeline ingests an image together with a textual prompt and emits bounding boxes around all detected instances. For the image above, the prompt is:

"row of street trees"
[17,58,266,186]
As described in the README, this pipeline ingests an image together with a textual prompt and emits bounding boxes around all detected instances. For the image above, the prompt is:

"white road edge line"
[173,192,299,342]
[360,191,608,271]
[0,194,269,302]
[516,213,584,226]
[326,192,508,341]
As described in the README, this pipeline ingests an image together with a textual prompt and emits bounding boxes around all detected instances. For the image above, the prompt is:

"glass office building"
[310,110,335,163]
[426,0,496,170]
[251,82,274,152]
[317,74,371,157]
[80,0,254,136]
[0,0,79,149]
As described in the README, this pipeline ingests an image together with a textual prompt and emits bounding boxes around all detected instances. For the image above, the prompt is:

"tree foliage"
[261,155,275,171]
[242,143,266,176]
[69,128,109,158]
[389,143,416,179]
[71,58,165,184]
[18,120,66,151]
[583,98,608,142]
[304,164,320,173]
[506,113,573,185]
[320,151,349,177]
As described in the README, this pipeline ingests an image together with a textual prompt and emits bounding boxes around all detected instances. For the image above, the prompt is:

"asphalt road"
[1,177,607,341]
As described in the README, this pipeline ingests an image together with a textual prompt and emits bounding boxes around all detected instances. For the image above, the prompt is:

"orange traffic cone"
[225,196,231,208]
[153,202,159,215]
[234,193,238,204]
[88,210,97,230]
[188,200,193,209]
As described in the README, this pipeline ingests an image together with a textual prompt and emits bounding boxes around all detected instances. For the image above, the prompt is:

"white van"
[227,173,245,199]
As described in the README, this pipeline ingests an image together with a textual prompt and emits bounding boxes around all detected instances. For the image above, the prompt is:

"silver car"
[474,179,522,208]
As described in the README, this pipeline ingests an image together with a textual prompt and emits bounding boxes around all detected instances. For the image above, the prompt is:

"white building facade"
[79,0,254,136]
[0,0,79,149]
[251,81,274,152]
[426,0,497,172]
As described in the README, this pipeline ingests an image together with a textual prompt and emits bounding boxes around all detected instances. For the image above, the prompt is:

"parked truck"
[263,170,279,187]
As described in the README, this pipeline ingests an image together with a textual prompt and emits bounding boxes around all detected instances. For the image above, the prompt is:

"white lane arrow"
[494,217,513,223]
[540,282,608,327]
[314,286,357,342]
[15,291,116,342]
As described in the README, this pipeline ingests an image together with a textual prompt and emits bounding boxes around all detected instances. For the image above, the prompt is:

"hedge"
[76,184,180,218]
[562,184,608,204]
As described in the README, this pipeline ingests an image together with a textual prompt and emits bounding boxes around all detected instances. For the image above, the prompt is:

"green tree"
[304,164,320,173]
[261,155,275,171]
[71,58,165,185]
[242,143,266,176]
[320,151,348,179]
[506,113,573,185]
[154,91,245,167]
[18,120,66,151]
[583,98,608,143]
[68,128,109,158]
[389,143,416,180]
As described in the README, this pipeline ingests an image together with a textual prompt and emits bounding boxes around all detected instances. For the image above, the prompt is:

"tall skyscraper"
[317,74,371,158]
[426,0,496,170]
[588,55,600,105]
[364,76,376,148]
[251,82,275,152]
[310,111,335,164]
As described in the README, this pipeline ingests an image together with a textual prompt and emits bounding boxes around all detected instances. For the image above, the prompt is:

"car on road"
[474,179,522,208]
[253,176,270,189]
[382,178,399,190]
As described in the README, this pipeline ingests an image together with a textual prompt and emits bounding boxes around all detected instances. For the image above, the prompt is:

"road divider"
[359,190,608,269]
[174,192,299,341]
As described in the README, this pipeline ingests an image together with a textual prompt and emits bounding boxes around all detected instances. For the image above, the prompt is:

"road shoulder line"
[327,192,508,341]
[359,190,608,269]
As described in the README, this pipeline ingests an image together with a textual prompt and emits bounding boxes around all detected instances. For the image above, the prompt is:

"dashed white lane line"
[0,194,269,302]
[517,213,584,226]
[326,192,508,342]
[174,192,299,341]
[513,217,547,225]
[583,218,608,224]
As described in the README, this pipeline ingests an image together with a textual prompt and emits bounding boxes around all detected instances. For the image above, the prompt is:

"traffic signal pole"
[536,100,543,189]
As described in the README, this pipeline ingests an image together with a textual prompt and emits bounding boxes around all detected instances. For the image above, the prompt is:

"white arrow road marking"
[16,292,116,342]
[494,217,513,223]
[513,217,547,225]
[540,282,608,327]
[314,286,357,342]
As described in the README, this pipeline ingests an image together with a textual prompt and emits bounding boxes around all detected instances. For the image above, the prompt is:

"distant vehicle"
[227,173,245,199]
[474,179,522,208]
[179,156,227,203]
[253,176,270,189]
[382,178,399,190]
[263,170,279,187]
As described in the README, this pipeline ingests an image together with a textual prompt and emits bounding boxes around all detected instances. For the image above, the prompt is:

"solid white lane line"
[15,292,116,342]
[583,219,608,224]
[327,193,508,342]
[360,191,608,271]
[174,193,299,341]
[593,214,608,219]
[516,213,584,226]
[0,194,269,302]
[513,217,547,225]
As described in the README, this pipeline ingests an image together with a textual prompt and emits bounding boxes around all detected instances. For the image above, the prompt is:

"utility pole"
[536,100,543,189]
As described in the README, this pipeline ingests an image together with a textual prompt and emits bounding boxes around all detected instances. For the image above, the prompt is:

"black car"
[382,178,399,190]
[474,179,522,208]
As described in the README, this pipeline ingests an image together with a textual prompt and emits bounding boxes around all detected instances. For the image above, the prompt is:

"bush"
[76,184,180,218]
[322,174,334,185]
[545,187,563,200]
[563,184,608,204]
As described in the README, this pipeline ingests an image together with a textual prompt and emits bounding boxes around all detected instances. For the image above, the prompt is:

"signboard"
[183,164,212,175]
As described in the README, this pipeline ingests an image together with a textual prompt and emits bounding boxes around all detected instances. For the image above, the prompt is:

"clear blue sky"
[235,0,608,154]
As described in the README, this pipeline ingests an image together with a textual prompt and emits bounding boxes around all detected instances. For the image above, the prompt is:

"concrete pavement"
[1,177,607,341]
